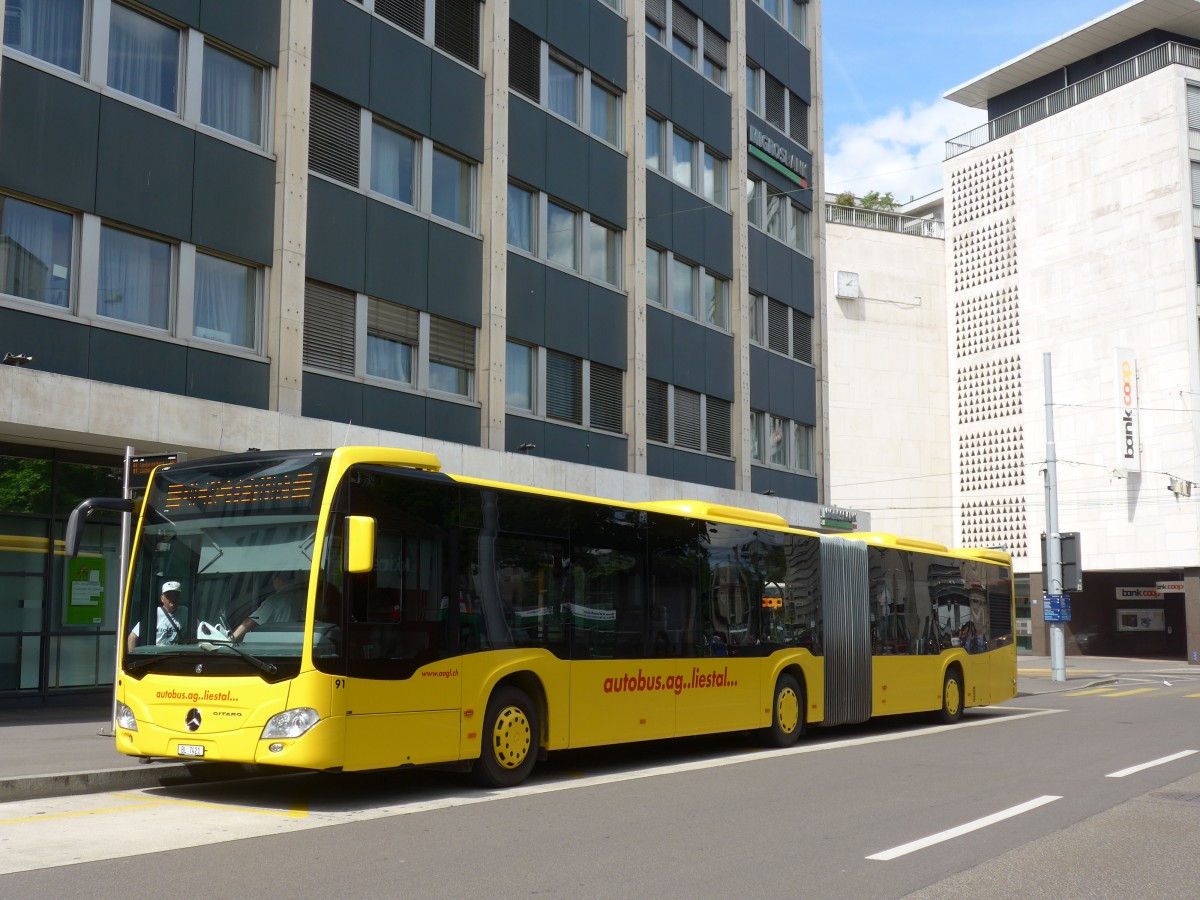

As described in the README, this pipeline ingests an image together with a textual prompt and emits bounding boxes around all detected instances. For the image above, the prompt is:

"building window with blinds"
[509,26,625,150]
[1192,160,1200,223]
[310,87,361,187]
[590,362,623,434]
[304,280,477,401]
[428,315,475,397]
[509,344,623,434]
[303,281,357,375]
[375,0,425,41]
[546,350,583,424]
[367,298,419,383]
[314,94,480,233]
[645,0,667,44]
[754,294,813,364]
[369,0,479,69]
[645,0,727,91]
[647,379,732,457]
[434,0,481,68]
[647,379,669,443]
[706,396,731,456]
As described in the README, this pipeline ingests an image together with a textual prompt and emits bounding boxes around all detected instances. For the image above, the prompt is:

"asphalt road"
[2,671,1198,898]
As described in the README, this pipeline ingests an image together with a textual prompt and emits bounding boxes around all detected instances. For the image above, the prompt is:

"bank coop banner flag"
[1116,348,1140,471]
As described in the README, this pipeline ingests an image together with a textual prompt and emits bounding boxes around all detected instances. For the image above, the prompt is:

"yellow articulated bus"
[66,447,1016,787]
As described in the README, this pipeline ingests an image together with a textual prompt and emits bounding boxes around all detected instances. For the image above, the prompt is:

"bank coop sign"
[1115,348,1139,471]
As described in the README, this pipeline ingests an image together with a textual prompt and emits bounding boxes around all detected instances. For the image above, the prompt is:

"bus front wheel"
[763,673,805,747]
[473,686,539,788]
[939,669,964,724]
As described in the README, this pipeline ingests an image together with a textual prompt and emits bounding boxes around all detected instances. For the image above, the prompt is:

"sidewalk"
[1014,653,1195,695]
[0,698,266,803]
[0,656,1193,803]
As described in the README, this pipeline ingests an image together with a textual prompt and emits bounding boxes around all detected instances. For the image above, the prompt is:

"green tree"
[860,190,899,211]
[833,190,856,207]
[0,458,51,514]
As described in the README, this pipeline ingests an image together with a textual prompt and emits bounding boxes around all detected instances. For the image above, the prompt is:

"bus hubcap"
[777,687,799,734]
[492,705,531,769]
[946,680,961,716]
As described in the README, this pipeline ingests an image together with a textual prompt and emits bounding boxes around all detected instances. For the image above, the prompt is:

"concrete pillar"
[809,0,828,503]
[729,0,752,490]
[1185,568,1200,665]
[478,1,511,451]
[1028,571,1049,656]
[625,0,648,475]
[267,0,314,416]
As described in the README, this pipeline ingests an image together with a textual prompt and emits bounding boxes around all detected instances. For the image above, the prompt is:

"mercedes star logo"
[185,708,202,731]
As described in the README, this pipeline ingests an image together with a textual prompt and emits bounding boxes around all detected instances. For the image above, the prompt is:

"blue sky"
[823,1,1124,201]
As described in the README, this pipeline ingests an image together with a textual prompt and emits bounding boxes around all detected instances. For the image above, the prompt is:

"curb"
[0,761,273,804]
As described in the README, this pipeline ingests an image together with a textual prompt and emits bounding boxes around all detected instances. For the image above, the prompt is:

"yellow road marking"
[1064,687,1117,696]
[0,800,158,826]
[0,793,306,828]
[1186,693,1200,699]
[1102,687,1158,698]
[111,792,308,818]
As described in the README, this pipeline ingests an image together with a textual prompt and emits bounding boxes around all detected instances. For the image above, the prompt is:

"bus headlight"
[261,707,320,740]
[115,701,138,732]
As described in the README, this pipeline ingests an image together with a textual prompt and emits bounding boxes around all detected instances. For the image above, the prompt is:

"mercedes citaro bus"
[67,447,1016,787]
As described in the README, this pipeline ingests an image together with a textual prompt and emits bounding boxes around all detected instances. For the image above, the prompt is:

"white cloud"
[824,99,985,202]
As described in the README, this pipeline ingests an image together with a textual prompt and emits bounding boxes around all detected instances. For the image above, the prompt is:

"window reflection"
[3,0,86,74]
[0,195,73,308]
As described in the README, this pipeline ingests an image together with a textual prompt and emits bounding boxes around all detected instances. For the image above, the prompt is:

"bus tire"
[763,673,805,747]
[473,686,539,788]
[939,669,964,724]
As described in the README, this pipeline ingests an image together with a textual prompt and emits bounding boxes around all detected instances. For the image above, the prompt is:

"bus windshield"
[123,453,332,676]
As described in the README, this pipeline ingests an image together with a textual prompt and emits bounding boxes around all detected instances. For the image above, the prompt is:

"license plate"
[178,744,205,758]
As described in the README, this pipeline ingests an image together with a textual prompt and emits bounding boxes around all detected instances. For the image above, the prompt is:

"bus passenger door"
[334,472,463,771]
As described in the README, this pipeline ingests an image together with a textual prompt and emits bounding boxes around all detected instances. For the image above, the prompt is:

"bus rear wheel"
[473,686,539,788]
[763,673,805,748]
[939,669,964,724]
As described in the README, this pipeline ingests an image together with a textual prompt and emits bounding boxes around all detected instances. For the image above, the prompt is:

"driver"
[230,572,306,641]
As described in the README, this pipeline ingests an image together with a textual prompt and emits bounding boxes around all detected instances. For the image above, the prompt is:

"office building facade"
[0,0,823,702]
[944,0,1200,660]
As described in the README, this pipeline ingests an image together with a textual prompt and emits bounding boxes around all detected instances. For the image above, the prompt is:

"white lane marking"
[867,795,1062,861]
[0,706,1062,875]
[1106,749,1198,778]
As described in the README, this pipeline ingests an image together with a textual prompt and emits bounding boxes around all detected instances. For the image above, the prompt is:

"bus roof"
[164,448,1002,559]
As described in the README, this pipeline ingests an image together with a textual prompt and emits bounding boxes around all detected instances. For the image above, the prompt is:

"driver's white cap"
[162,581,182,594]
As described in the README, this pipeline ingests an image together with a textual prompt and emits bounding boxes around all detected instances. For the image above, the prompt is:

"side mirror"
[65,497,135,557]
[345,515,376,573]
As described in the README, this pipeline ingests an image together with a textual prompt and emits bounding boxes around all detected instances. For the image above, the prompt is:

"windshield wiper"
[198,641,278,675]
[126,652,174,674]
[298,530,316,562]
[127,643,279,676]
[196,530,225,576]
